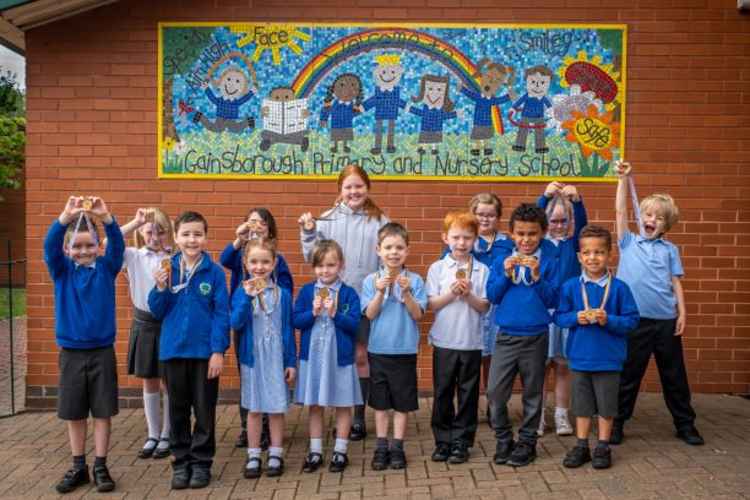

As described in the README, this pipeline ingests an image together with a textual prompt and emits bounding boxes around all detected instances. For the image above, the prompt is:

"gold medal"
[585,310,598,323]
[318,287,329,300]
[160,259,171,273]
[455,269,466,280]
[254,277,267,291]
[82,198,93,211]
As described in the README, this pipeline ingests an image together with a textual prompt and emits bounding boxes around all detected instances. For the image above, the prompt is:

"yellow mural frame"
[157,21,627,183]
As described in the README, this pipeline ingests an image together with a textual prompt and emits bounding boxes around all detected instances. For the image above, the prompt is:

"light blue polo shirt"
[361,269,428,355]
[616,231,683,320]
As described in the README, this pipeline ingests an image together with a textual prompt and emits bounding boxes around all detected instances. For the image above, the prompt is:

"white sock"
[310,438,323,455]
[159,392,171,442]
[334,438,348,455]
[246,448,261,469]
[555,407,568,418]
[143,391,161,441]
[268,447,283,468]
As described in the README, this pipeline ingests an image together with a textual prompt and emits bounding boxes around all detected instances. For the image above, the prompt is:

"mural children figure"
[320,73,364,153]
[363,53,407,155]
[409,74,463,155]
[260,87,310,152]
[511,65,554,154]
[193,53,258,133]
[461,59,517,156]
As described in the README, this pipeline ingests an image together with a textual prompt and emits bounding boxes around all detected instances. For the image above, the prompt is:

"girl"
[231,238,296,479]
[220,207,293,449]
[320,73,364,153]
[298,164,389,441]
[467,193,508,426]
[537,181,588,436]
[408,74,463,155]
[293,240,362,473]
[120,207,173,460]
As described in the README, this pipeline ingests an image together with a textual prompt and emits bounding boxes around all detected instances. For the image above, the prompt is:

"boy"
[149,211,230,489]
[427,212,490,464]
[613,162,703,446]
[511,65,553,154]
[44,196,124,494]
[486,203,559,467]
[360,222,427,470]
[555,225,639,469]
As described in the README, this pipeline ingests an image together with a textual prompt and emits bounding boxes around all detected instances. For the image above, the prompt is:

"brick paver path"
[0,393,748,499]
[0,317,26,417]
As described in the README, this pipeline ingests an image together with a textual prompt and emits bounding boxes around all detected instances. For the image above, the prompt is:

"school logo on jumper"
[199,282,212,295]
[159,22,625,181]
[340,303,350,313]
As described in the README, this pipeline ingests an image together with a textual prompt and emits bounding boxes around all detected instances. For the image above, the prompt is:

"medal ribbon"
[581,273,612,321]
[628,176,646,238]
[68,212,99,252]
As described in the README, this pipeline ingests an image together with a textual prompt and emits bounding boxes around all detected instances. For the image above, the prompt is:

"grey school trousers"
[487,332,548,445]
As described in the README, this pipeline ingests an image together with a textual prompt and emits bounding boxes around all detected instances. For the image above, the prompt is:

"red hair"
[336,164,384,221]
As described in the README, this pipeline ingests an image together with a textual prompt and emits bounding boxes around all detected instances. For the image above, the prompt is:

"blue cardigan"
[487,238,560,336]
[219,243,294,296]
[554,276,640,372]
[230,286,296,369]
[148,252,230,361]
[44,218,124,349]
[537,195,588,283]
[293,282,361,366]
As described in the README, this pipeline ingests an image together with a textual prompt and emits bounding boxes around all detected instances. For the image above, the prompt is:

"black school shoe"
[371,447,390,470]
[329,451,349,473]
[189,467,211,489]
[244,457,262,479]
[152,439,171,459]
[431,443,451,462]
[266,457,285,477]
[493,440,514,465]
[55,466,90,494]
[389,447,407,469]
[563,446,592,468]
[676,427,705,446]
[506,441,536,467]
[447,443,470,464]
[591,446,612,469]
[350,422,367,441]
[171,465,191,490]
[93,464,115,492]
[137,437,159,459]
[302,452,323,473]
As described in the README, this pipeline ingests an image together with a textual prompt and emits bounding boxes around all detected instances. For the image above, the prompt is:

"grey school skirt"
[127,308,163,378]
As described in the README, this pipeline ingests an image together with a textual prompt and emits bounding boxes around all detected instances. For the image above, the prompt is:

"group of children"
[45,162,704,494]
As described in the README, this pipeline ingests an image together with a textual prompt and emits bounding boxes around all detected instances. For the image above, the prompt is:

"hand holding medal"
[154,260,170,291]
[580,274,612,326]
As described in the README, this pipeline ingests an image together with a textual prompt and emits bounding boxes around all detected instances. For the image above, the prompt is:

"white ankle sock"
[268,447,283,468]
[310,438,323,454]
[334,438,348,455]
[555,407,568,418]
[143,391,160,440]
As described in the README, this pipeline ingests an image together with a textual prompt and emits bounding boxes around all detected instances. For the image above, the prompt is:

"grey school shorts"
[571,370,620,418]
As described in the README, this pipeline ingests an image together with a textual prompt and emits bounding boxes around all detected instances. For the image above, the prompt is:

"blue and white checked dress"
[240,287,289,414]
[295,282,362,407]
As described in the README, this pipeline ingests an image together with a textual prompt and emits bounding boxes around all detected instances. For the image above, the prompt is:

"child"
[427,212,490,464]
[408,74,463,155]
[119,207,173,460]
[44,196,124,494]
[298,164,389,440]
[294,240,362,473]
[360,222,427,470]
[467,193,507,424]
[486,203,559,467]
[613,162,703,446]
[320,73,364,153]
[148,211,230,490]
[555,225,639,469]
[511,65,553,154]
[536,182,588,436]
[231,237,297,478]
[220,207,293,449]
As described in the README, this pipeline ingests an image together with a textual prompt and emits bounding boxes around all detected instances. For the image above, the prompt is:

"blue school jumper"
[554,275,640,372]
[148,252,230,360]
[294,282,360,366]
[219,243,294,295]
[487,239,560,336]
[44,218,125,349]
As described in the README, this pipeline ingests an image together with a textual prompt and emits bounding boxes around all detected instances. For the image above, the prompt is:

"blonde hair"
[243,237,277,271]
[640,193,679,231]
[469,192,503,218]
[134,208,174,250]
[443,211,478,235]
[545,195,575,239]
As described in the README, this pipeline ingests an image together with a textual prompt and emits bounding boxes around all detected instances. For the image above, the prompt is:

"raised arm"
[615,161,632,242]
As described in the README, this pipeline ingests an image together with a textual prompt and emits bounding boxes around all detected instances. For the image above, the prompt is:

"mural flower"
[557,51,622,111]
[562,105,620,161]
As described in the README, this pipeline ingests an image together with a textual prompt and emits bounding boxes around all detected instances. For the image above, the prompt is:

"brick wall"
[23,0,750,407]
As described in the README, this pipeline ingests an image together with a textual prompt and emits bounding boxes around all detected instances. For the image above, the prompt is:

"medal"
[161,258,171,273]
[82,197,93,211]
[455,255,473,281]
[318,287,329,299]
[455,269,466,280]
[581,273,611,324]
[253,277,267,291]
